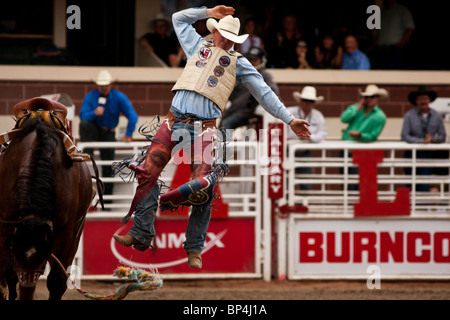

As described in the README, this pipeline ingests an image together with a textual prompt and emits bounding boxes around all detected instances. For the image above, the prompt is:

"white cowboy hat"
[206,15,249,44]
[95,70,113,86]
[359,84,388,99]
[293,86,324,103]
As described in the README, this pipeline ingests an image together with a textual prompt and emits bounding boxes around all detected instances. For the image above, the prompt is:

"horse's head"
[11,217,54,287]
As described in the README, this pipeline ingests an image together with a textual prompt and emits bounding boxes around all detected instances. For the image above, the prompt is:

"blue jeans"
[129,108,214,253]
[128,184,159,247]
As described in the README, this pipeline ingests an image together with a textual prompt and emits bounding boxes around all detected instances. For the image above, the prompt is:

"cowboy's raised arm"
[172,6,236,59]
[206,5,235,19]
[172,7,209,59]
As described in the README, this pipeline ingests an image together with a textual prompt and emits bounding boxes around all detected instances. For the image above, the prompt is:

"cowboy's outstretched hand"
[207,5,235,19]
[289,118,311,137]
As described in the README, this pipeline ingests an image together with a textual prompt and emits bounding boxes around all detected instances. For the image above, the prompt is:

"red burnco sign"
[82,217,256,275]
[290,219,450,277]
[268,123,284,199]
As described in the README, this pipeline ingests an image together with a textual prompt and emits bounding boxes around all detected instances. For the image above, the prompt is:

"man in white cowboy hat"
[287,86,327,190]
[80,69,138,203]
[113,5,311,268]
[341,84,388,142]
[287,86,327,142]
[340,84,388,190]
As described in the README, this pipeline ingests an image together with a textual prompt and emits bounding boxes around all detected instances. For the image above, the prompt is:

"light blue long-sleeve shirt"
[171,7,294,124]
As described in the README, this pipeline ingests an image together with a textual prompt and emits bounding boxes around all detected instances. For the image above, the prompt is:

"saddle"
[1,97,105,210]
[1,97,88,161]
[14,97,69,133]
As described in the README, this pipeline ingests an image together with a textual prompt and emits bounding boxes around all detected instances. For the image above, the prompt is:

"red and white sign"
[353,150,410,217]
[268,123,284,199]
[289,219,450,277]
[82,217,256,275]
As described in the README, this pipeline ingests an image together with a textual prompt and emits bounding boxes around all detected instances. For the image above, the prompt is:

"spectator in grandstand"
[340,84,388,189]
[112,6,311,269]
[342,35,371,70]
[293,39,313,69]
[314,33,343,69]
[370,0,415,69]
[139,13,179,67]
[265,13,303,68]
[287,86,327,190]
[79,69,138,204]
[220,47,277,130]
[401,86,447,191]
[235,18,264,56]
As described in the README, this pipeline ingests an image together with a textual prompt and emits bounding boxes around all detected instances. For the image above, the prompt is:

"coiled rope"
[50,254,163,300]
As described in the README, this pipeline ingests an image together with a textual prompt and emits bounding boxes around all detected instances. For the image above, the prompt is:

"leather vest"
[172,42,238,113]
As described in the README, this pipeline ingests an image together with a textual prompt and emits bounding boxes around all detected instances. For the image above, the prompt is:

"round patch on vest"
[207,76,218,87]
[198,47,212,60]
[214,66,225,77]
[196,60,207,68]
[219,55,231,67]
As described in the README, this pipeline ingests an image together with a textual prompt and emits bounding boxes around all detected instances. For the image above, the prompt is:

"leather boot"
[187,252,202,268]
[113,234,149,252]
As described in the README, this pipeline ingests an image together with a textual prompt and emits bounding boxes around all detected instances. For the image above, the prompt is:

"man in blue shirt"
[113,5,311,268]
[79,69,138,201]
[342,35,371,70]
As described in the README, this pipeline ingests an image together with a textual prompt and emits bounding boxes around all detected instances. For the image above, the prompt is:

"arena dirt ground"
[33,278,450,300]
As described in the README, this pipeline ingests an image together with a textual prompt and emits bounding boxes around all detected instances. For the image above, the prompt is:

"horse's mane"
[13,118,69,222]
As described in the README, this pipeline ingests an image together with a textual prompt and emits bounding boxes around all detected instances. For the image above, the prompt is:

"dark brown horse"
[0,105,93,299]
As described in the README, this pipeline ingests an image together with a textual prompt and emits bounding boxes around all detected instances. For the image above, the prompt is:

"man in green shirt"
[341,84,388,142]
[340,84,388,190]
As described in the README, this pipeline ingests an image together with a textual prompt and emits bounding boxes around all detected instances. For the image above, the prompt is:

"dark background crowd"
[1,0,449,70]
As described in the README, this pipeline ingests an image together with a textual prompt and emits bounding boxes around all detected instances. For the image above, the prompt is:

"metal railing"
[285,140,450,217]
[76,141,262,218]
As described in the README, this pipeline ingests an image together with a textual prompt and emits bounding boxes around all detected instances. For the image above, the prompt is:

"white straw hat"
[293,86,324,103]
[206,15,248,44]
[95,70,113,86]
[359,84,388,99]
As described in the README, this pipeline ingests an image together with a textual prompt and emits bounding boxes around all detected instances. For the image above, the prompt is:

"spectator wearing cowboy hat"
[401,86,447,191]
[287,86,327,143]
[340,84,388,190]
[341,84,388,142]
[79,70,138,203]
[139,13,179,66]
[113,5,311,268]
[287,86,327,190]
[401,86,445,144]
